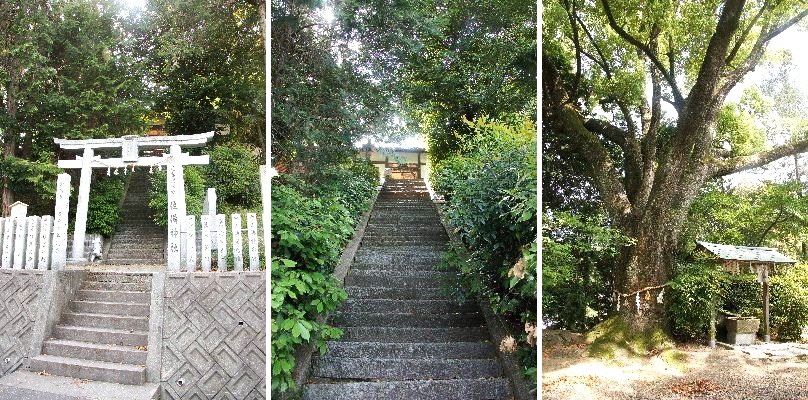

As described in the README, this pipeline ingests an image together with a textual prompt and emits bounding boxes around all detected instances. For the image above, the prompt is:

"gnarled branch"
[711,136,808,177]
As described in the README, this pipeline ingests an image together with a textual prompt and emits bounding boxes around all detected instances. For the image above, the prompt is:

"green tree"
[543,0,808,332]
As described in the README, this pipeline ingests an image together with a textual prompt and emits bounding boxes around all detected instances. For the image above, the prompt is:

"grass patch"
[660,349,689,371]
[587,316,674,361]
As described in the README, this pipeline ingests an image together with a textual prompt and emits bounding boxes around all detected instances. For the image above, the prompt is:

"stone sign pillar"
[52,173,71,270]
[166,145,184,271]
[70,147,94,262]
[12,204,28,269]
[204,188,217,250]
[261,166,271,268]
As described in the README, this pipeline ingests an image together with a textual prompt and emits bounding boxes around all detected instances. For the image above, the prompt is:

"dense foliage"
[670,262,808,342]
[543,211,630,331]
[432,115,537,383]
[86,176,126,237]
[204,143,262,211]
[270,160,376,394]
[147,167,206,227]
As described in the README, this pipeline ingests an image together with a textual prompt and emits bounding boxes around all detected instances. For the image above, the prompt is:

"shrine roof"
[696,241,796,264]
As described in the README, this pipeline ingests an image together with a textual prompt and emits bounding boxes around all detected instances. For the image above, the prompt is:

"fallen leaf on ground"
[670,379,722,397]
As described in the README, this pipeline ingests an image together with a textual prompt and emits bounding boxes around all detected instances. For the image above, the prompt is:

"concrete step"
[340,299,474,314]
[83,281,151,292]
[52,325,148,347]
[302,378,512,400]
[344,286,453,300]
[331,312,484,328]
[311,357,502,380]
[339,327,491,342]
[343,274,450,288]
[62,311,149,331]
[357,244,446,252]
[324,342,495,359]
[361,237,447,245]
[71,300,150,316]
[42,339,147,365]
[28,354,145,385]
[76,290,150,303]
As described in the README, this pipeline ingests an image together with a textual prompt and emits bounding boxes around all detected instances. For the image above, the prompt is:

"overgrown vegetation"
[433,115,537,384]
[86,176,126,237]
[270,159,377,394]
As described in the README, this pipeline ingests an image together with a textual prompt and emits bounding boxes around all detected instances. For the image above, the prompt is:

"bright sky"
[121,0,146,8]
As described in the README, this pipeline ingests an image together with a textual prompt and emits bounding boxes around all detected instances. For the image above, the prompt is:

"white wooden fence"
[177,212,264,272]
[0,215,68,270]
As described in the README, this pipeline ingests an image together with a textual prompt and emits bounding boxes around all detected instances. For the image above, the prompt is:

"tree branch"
[575,11,612,78]
[600,0,685,107]
[711,137,808,177]
[543,53,633,224]
[725,1,768,66]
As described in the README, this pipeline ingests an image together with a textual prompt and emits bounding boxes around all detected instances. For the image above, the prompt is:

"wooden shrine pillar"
[763,266,770,342]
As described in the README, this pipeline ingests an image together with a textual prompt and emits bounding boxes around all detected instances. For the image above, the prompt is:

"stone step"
[52,325,148,347]
[347,269,454,279]
[353,254,442,265]
[302,378,512,400]
[343,274,450,288]
[42,339,147,365]
[86,273,153,283]
[331,312,484,328]
[323,342,494,360]
[106,251,166,260]
[311,357,502,380]
[28,354,145,386]
[71,300,150,317]
[340,299,474,314]
[363,224,445,231]
[349,261,440,271]
[361,236,447,245]
[104,258,164,266]
[62,311,149,331]
[344,286,453,300]
[76,290,150,304]
[357,244,446,252]
[339,327,491,343]
[83,281,151,292]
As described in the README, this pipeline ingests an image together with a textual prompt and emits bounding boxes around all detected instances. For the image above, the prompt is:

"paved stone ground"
[734,342,808,360]
[543,336,808,399]
[0,371,159,400]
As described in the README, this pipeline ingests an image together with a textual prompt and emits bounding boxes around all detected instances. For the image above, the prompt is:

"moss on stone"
[586,316,674,361]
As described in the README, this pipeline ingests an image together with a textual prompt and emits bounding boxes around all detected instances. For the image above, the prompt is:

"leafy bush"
[770,267,808,340]
[270,257,346,393]
[270,162,376,395]
[432,115,537,383]
[86,176,126,237]
[669,262,727,341]
[205,143,261,210]
[147,166,206,226]
[542,210,629,331]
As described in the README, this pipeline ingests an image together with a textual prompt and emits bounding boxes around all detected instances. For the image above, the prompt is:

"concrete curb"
[433,200,536,400]
[145,272,165,383]
[29,270,87,363]
[288,186,380,395]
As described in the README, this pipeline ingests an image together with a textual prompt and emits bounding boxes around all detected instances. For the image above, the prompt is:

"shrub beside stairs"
[303,179,512,399]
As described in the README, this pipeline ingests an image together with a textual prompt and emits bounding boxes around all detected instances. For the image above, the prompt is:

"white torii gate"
[54,132,214,270]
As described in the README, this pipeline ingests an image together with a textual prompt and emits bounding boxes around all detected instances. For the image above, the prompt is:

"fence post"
[231,214,243,271]
[201,215,212,272]
[185,215,197,272]
[216,214,227,271]
[13,216,27,269]
[51,173,72,270]
[247,213,259,271]
[38,216,53,270]
[0,218,10,268]
[25,216,40,269]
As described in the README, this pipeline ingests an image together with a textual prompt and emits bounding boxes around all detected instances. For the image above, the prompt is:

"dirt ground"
[542,331,808,400]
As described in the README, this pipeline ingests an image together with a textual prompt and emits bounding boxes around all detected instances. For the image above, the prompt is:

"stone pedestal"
[727,317,760,346]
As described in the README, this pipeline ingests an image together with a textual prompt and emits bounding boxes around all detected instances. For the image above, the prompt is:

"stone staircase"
[106,170,166,265]
[304,179,512,399]
[28,272,152,386]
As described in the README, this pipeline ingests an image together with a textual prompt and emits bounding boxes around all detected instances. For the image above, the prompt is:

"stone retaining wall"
[156,272,266,399]
[0,270,45,377]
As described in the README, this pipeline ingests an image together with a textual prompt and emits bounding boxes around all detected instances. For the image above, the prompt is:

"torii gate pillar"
[70,147,94,262]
